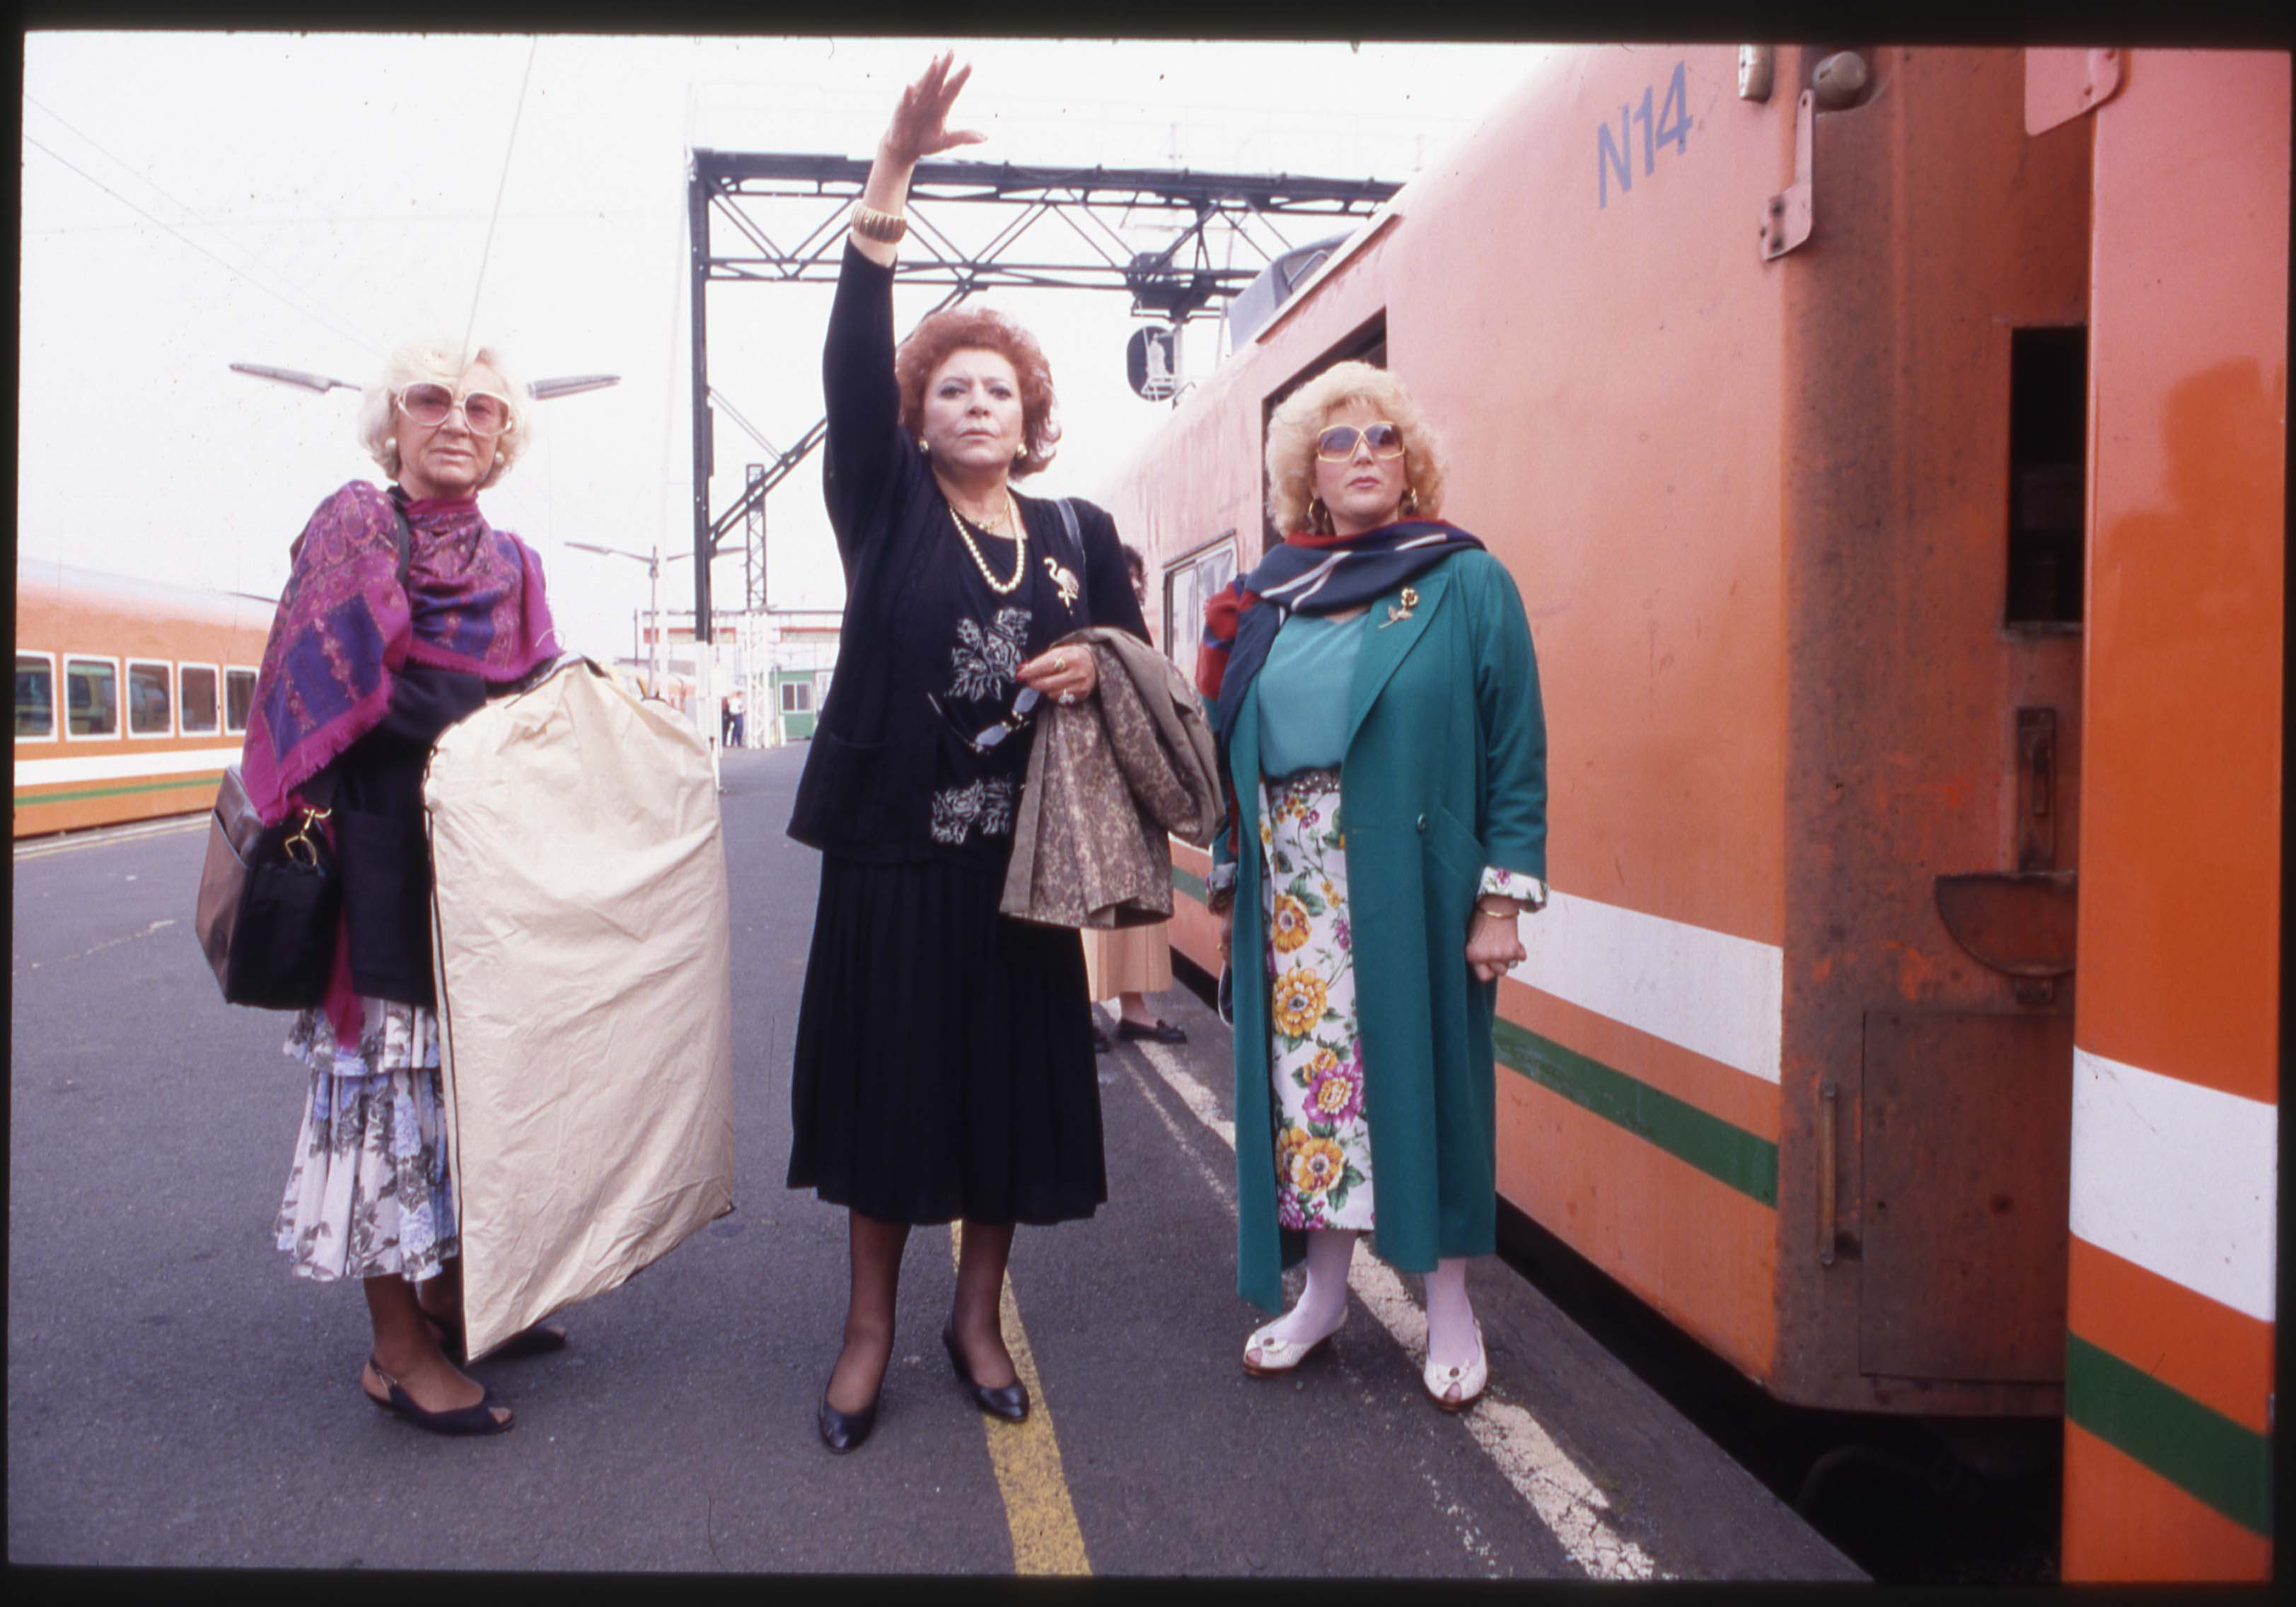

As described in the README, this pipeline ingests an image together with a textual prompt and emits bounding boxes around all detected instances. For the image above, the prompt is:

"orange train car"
[1098,44,2281,1579]
[14,564,272,837]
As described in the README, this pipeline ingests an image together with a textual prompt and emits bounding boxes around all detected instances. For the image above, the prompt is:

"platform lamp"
[564,543,692,700]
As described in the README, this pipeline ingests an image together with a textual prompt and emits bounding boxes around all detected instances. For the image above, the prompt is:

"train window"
[224,668,257,735]
[16,654,56,740]
[180,665,221,736]
[127,661,173,738]
[780,680,812,714]
[1164,535,1239,675]
[2005,325,2087,628]
[1260,313,1389,553]
[65,658,120,740]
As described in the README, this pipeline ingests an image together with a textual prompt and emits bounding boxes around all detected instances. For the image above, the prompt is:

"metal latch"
[1761,90,1814,261]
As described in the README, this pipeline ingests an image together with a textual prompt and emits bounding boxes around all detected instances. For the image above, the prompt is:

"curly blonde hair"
[356,337,533,490]
[1264,361,1447,534]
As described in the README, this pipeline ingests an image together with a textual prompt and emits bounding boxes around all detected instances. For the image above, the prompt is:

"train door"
[2050,47,2284,1582]
[1777,46,2093,1415]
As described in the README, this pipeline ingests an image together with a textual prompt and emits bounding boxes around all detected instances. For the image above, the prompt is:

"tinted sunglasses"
[930,685,1041,753]
[396,383,514,434]
[1314,421,1405,461]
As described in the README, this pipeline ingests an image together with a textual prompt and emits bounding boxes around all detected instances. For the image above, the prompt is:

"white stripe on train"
[1508,892,1784,1086]
[16,746,241,787]
[2070,1048,2278,1323]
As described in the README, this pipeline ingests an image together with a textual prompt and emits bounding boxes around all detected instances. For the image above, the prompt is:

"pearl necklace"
[949,489,1028,595]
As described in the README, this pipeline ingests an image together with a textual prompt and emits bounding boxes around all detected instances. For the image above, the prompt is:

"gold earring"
[1307,496,1332,535]
[1400,486,1420,517]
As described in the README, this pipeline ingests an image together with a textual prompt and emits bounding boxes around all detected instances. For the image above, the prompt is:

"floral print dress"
[1253,610,1548,1234]
[1261,768,1374,1230]
[273,999,457,1283]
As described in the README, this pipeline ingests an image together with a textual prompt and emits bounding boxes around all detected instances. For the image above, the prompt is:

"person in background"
[782,51,1149,1454]
[1200,360,1546,1412]
[1084,544,1189,1052]
[250,336,567,1436]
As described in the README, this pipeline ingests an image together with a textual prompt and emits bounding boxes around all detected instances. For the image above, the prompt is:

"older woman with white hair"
[1198,360,1548,1411]
[245,336,562,1436]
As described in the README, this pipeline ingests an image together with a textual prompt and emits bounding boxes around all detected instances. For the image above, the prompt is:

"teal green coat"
[1217,549,1547,1311]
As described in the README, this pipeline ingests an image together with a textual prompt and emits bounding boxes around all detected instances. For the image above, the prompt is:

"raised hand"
[883,50,986,165]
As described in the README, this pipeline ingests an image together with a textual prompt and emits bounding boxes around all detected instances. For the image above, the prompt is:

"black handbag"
[194,767,342,1008]
[193,501,410,1009]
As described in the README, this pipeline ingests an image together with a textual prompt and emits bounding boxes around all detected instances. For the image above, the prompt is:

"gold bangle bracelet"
[1474,899,1520,918]
[850,203,908,243]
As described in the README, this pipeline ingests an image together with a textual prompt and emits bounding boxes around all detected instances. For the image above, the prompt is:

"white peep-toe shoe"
[1423,1319,1488,1412]
[1241,1312,1345,1377]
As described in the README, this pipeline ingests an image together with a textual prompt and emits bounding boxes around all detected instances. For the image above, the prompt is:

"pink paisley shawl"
[239,479,558,1033]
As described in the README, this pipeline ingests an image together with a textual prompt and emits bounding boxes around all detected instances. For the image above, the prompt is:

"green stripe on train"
[16,774,223,807]
[1171,862,1209,903]
[2066,1332,2272,1535]
[1492,1019,1780,1207]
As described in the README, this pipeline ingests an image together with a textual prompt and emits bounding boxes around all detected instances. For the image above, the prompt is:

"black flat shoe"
[363,1357,514,1437]
[1091,1024,1113,1054]
[1117,1018,1188,1045]
[942,1325,1029,1422]
[817,1388,879,1454]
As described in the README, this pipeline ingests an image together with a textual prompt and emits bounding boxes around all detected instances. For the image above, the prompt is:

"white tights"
[1255,1229,1482,1371]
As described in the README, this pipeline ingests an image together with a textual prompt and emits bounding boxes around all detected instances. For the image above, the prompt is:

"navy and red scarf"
[1196,519,1485,748]
[1195,519,1485,863]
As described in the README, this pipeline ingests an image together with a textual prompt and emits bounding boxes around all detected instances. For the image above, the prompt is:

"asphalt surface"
[8,744,1860,1579]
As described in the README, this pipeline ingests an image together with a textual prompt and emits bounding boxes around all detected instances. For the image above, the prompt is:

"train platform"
[7,745,1859,1580]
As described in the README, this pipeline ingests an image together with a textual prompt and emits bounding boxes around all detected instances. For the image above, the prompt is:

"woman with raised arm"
[784,51,1149,1454]
[1200,361,1548,1412]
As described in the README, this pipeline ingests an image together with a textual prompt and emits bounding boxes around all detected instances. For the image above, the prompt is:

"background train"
[1098,44,2283,1582]
[14,564,272,837]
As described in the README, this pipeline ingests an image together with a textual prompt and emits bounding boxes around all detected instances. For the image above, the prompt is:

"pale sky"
[18,33,1557,661]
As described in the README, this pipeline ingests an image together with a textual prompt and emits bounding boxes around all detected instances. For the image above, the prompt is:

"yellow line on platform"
[949,1224,1091,1577]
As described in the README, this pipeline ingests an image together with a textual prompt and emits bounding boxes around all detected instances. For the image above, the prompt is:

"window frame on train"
[126,658,175,739]
[178,662,222,737]
[224,666,258,736]
[62,655,122,742]
[1163,533,1240,676]
[17,651,58,742]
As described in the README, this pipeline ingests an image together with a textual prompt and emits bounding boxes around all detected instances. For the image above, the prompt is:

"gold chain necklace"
[948,489,1028,594]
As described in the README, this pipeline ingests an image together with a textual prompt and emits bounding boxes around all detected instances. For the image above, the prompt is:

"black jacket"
[788,243,1147,862]
[321,663,487,1005]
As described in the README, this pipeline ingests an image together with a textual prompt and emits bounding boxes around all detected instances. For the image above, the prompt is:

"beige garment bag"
[424,658,734,1359]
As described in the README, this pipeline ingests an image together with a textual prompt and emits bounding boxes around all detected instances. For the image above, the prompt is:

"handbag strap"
[1056,497,1087,594]
[387,499,412,590]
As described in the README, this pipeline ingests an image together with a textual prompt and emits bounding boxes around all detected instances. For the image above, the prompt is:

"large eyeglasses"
[929,685,1040,753]
[1314,421,1405,462]
[396,383,514,434]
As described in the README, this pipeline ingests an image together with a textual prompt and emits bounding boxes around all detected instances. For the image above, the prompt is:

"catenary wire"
[22,133,387,359]
[459,37,542,366]
[22,95,388,358]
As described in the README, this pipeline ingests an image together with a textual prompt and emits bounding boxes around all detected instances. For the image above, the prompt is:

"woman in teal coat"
[1200,361,1546,1410]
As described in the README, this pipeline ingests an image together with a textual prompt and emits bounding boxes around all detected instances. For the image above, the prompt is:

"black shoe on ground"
[1117,1018,1187,1045]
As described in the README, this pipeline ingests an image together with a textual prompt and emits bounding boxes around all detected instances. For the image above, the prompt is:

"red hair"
[894,306,1062,478]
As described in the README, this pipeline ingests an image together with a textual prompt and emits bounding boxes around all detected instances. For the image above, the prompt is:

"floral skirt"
[273,999,458,1283]
[1260,769,1374,1231]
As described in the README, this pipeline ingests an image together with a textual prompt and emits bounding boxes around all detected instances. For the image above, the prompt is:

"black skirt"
[787,852,1106,1225]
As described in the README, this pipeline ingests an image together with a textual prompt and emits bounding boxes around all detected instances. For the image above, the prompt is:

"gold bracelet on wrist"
[1474,898,1520,918]
[850,203,908,243]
